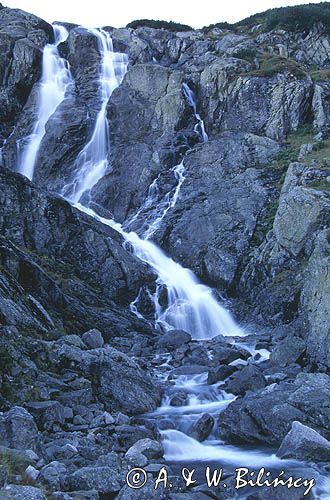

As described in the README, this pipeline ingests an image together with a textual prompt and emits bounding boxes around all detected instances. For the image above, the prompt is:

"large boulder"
[223,364,267,396]
[277,421,330,462]
[0,407,40,452]
[218,373,330,445]
[79,346,162,415]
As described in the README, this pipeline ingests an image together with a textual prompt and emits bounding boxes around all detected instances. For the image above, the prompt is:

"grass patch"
[0,448,31,475]
[310,69,330,83]
[247,54,307,78]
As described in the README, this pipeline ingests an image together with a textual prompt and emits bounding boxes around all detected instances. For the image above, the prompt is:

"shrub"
[126,19,192,32]
[201,21,234,32]
[265,3,330,33]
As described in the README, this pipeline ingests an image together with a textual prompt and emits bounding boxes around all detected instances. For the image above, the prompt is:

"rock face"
[218,373,330,445]
[0,7,52,145]
[277,421,330,462]
[156,133,280,288]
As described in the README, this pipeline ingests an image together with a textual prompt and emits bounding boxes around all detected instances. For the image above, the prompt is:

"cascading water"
[61,28,128,203]
[182,83,208,142]
[57,29,242,339]
[17,25,72,180]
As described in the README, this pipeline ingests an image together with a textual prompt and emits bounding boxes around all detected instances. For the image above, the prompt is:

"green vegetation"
[232,47,256,62]
[201,21,234,32]
[0,448,31,475]
[265,3,330,33]
[310,69,330,82]
[126,19,192,31]
[203,2,330,34]
[247,54,307,78]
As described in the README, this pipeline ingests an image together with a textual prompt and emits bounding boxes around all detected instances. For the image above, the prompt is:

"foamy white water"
[17,25,72,180]
[62,28,128,203]
[183,82,208,142]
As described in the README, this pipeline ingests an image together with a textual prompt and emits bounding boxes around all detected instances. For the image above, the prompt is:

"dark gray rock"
[114,425,158,452]
[0,407,40,451]
[169,391,187,407]
[0,7,52,145]
[207,365,237,385]
[224,364,267,396]
[277,421,330,462]
[25,401,66,431]
[65,466,121,493]
[156,329,191,349]
[157,133,280,289]
[219,373,330,445]
[190,413,214,441]
[82,329,104,349]
[270,335,306,367]
[39,461,67,489]
[80,347,162,415]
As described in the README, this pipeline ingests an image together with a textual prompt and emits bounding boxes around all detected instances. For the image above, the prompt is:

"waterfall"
[61,28,128,203]
[20,25,241,339]
[56,30,242,339]
[182,83,208,142]
[17,25,72,180]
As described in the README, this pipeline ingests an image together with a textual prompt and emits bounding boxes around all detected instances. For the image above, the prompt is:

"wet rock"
[169,391,188,407]
[157,329,191,349]
[207,365,237,385]
[0,7,52,145]
[91,63,188,222]
[190,413,214,441]
[277,421,330,462]
[224,364,267,395]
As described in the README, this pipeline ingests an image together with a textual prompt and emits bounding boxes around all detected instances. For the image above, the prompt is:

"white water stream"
[17,25,72,180]
[62,28,128,203]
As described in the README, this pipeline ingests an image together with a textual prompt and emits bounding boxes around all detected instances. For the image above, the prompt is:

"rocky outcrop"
[156,133,280,288]
[277,421,330,462]
[218,373,330,445]
[91,63,192,221]
[0,7,52,145]
[239,160,330,367]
